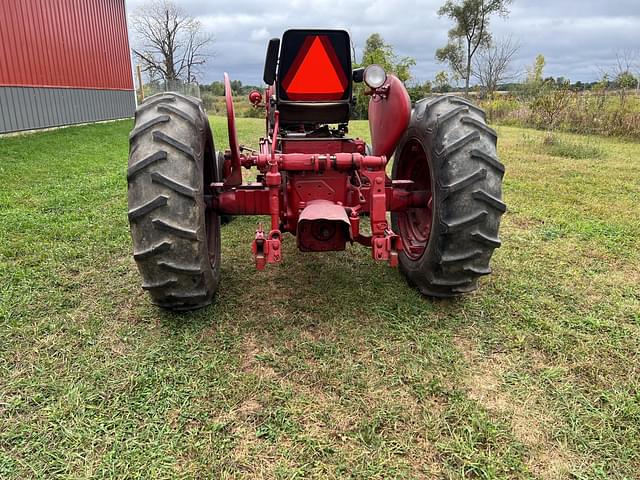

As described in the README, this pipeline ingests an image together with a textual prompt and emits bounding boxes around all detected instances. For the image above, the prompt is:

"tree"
[528,54,545,83]
[612,50,639,91]
[131,0,213,83]
[359,34,416,84]
[206,81,225,96]
[407,81,433,102]
[519,54,545,99]
[530,80,573,132]
[434,71,451,92]
[473,36,520,97]
[597,49,640,104]
[436,0,512,95]
[616,71,637,90]
[353,34,416,118]
[435,40,465,84]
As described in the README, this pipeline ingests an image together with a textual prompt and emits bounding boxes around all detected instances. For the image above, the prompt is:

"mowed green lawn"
[1,116,639,480]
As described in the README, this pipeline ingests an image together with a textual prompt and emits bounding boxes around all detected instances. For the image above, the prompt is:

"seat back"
[276,29,352,125]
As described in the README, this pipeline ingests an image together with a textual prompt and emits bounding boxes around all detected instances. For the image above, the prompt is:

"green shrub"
[480,92,640,139]
[541,134,603,160]
[479,96,521,123]
[201,94,268,119]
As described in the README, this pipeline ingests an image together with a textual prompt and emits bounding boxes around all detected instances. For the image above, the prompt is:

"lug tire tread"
[128,92,220,310]
[392,95,505,297]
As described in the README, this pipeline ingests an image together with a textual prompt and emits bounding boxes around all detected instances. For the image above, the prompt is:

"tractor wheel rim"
[204,148,219,269]
[397,137,433,261]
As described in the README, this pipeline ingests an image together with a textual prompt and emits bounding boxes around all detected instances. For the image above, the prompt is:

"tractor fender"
[368,74,411,159]
[223,72,243,186]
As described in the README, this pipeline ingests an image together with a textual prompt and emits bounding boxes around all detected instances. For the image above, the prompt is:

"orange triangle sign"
[282,36,347,101]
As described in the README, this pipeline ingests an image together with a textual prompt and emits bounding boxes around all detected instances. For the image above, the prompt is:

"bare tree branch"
[130,0,214,83]
[473,36,520,97]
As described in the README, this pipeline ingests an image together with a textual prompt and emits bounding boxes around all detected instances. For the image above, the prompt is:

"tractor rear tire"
[127,92,221,310]
[391,96,505,297]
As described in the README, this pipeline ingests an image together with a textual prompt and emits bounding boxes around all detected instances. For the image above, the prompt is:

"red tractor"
[127,29,505,310]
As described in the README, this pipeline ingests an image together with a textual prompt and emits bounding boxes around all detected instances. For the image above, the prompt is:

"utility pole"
[136,65,144,101]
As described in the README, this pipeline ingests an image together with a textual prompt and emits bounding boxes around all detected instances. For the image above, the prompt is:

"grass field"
[1,116,639,479]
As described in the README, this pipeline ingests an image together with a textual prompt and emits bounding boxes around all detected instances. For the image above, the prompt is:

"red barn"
[0,0,135,133]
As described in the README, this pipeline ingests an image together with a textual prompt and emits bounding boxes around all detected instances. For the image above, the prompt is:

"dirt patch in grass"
[236,329,446,477]
[454,334,577,479]
[228,425,278,479]
[505,214,546,231]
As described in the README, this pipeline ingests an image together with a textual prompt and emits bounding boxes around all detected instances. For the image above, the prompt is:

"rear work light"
[363,64,387,89]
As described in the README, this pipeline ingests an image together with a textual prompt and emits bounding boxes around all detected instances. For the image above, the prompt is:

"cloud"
[250,28,271,42]
[125,0,640,85]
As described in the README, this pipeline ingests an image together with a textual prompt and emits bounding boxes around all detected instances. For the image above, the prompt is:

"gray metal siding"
[0,86,135,133]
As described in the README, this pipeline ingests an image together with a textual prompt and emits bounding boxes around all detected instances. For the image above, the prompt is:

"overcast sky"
[125,0,640,86]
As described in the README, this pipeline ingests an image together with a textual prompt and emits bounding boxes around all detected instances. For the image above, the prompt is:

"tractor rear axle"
[210,146,430,270]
